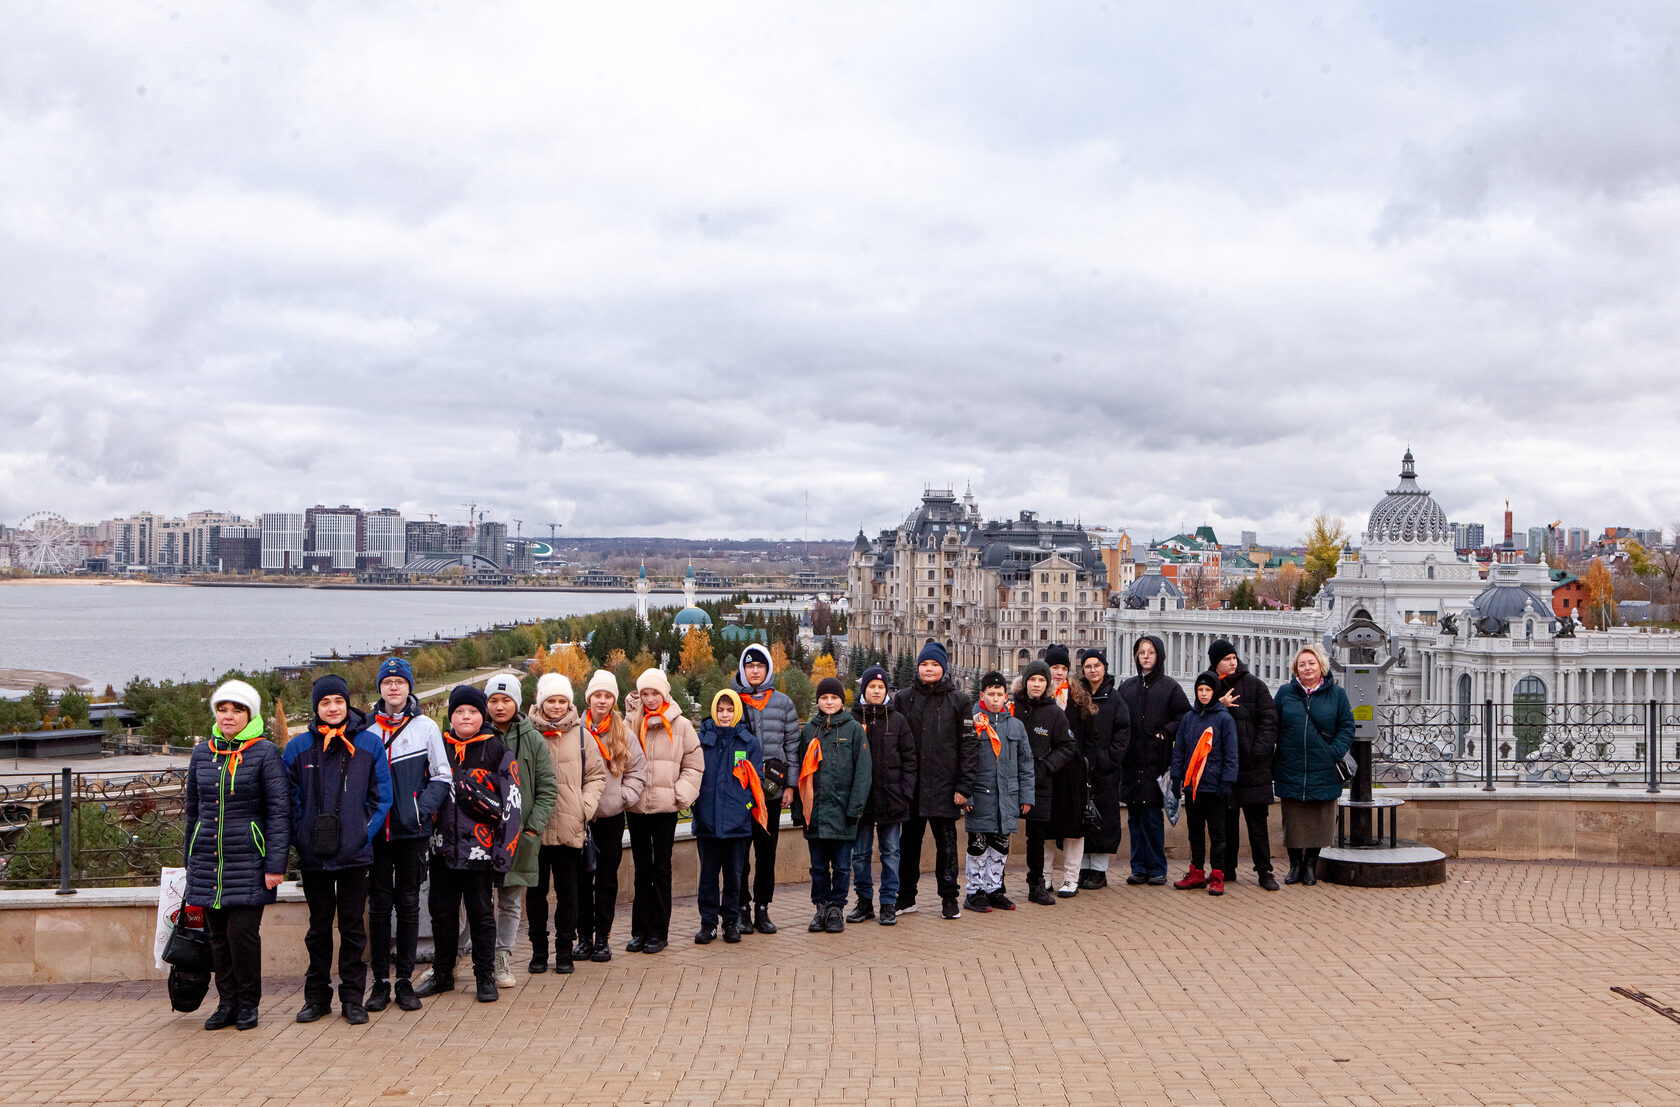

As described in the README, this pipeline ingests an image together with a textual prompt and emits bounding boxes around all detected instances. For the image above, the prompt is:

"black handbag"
[1080,797,1104,836]
[162,919,213,975]
[1306,708,1358,784]
[168,966,211,1012]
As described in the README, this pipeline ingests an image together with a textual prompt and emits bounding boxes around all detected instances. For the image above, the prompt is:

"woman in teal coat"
[1271,644,1355,887]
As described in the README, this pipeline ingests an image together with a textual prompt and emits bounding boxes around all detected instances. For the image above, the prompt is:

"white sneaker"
[493,950,516,990]
[415,966,434,988]
[1057,880,1080,898]
[895,902,919,915]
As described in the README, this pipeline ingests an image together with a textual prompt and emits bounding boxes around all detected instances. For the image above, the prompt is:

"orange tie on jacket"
[1053,681,1069,710]
[638,704,676,751]
[318,724,355,757]
[740,689,773,712]
[1185,727,1214,800]
[974,713,1002,759]
[585,711,614,763]
[734,759,769,829]
[798,736,823,816]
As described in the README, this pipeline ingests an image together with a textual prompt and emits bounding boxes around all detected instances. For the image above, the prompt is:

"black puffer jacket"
[1216,662,1279,806]
[1069,674,1132,853]
[1117,635,1190,808]
[890,676,976,819]
[853,700,917,824]
[183,730,292,910]
[1012,690,1078,829]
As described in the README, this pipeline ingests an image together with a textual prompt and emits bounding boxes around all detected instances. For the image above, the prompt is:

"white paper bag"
[154,867,187,970]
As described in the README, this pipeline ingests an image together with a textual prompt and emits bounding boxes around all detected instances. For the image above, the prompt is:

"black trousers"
[528,843,582,951]
[627,810,678,942]
[578,812,626,944]
[1220,801,1274,877]
[740,792,784,908]
[696,836,750,926]
[429,861,496,979]
[368,836,428,984]
[207,904,264,1009]
[1184,795,1228,872]
[898,814,960,905]
[1024,823,1052,885]
[301,866,370,1006]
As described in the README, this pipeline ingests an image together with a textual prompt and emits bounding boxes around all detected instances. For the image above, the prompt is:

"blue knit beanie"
[916,640,948,671]
[377,656,415,691]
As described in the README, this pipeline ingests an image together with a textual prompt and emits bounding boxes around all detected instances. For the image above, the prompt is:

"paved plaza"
[0,859,1677,1106]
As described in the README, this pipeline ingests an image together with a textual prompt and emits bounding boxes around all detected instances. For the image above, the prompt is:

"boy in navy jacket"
[693,689,766,945]
[1170,672,1239,896]
[284,674,393,1024]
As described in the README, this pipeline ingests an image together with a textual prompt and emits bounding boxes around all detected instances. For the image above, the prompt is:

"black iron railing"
[0,767,189,891]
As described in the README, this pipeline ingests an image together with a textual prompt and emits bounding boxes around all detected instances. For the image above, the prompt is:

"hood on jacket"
[1133,635,1168,684]
[737,643,774,692]
[528,702,579,735]
[711,687,745,725]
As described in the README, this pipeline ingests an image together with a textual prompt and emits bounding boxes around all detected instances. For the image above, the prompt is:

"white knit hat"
[585,669,619,703]
[634,667,671,697]
[209,679,263,720]
[484,673,523,708]
[535,672,574,708]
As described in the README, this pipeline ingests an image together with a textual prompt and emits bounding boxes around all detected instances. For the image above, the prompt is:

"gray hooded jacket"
[730,643,801,789]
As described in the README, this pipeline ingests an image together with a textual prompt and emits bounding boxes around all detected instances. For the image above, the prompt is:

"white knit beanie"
[535,672,574,708]
[484,673,523,708]
[634,667,672,697]
[209,679,263,720]
[585,669,619,703]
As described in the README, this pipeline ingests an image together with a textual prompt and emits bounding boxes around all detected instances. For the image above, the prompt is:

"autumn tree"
[811,601,834,636]
[770,642,791,677]
[1585,558,1615,629]
[1180,563,1218,610]
[551,644,592,687]
[810,654,838,683]
[1260,563,1304,609]
[1304,515,1348,588]
[630,649,658,678]
[678,626,715,675]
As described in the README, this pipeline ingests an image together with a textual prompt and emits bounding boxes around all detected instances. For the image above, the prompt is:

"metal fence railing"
[0,767,189,892]
[1375,701,1674,791]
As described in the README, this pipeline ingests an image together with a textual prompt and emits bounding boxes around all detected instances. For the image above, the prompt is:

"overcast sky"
[3,3,1677,545]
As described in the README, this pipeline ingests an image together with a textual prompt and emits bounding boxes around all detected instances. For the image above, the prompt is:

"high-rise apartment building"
[361,508,407,568]
[260,513,305,571]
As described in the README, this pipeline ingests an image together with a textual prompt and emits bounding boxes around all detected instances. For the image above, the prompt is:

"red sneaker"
[1207,869,1225,896]
[1173,867,1207,890]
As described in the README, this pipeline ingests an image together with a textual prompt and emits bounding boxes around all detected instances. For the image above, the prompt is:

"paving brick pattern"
[1,859,1678,1105]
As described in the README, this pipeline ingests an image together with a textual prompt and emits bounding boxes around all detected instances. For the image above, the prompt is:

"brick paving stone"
[2,860,1680,1103]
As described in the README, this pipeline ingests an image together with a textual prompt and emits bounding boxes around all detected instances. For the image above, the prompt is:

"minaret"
[634,561,650,624]
[683,561,696,608]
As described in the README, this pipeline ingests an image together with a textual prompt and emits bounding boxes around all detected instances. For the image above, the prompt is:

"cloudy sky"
[3,2,1677,545]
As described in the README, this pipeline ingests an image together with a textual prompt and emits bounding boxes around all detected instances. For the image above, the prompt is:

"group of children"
[178,636,1252,1032]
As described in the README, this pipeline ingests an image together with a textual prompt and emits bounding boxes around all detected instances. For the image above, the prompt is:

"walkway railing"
[0,767,188,892]
[1375,701,1675,791]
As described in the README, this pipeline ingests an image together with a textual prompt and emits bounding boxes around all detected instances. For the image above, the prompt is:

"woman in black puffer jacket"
[182,680,292,1031]
[1068,649,1132,889]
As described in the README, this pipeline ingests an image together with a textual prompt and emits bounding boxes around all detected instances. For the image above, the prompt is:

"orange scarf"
[798,735,824,815]
[734,758,769,829]
[1053,680,1069,710]
[638,703,678,752]
[1185,727,1213,800]
[739,688,773,712]
[447,730,490,763]
[317,724,355,758]
[974,712,1002,759]
[585,710,615,763]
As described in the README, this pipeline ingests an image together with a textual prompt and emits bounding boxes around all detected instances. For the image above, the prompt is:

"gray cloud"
[1,2,1677,545]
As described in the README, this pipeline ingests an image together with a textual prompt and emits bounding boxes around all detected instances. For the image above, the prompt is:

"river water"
[0,585,647,691]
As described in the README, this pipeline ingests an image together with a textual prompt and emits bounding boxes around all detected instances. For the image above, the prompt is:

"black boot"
[365,980,391,1012]
[394,979,422,1011]
[754,905,777,934]
[1302,848,1320,886]
[475,974,499,1003]
[845,899,874,923]
[528,937,548,974]
[723,919,742,943]
[1284,848,1304,885]
[203,1003,236,1031]
[809,909,827,932]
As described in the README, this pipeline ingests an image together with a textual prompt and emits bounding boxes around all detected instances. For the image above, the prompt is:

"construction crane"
[460,503,477,537]
[512,519,523,538]
[545,523,563,543]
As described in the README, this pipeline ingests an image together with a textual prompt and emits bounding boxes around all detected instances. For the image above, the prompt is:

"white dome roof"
[1366,450,1450,546]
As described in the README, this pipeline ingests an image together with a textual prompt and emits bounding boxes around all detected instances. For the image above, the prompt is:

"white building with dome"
[1105,451,1680,720]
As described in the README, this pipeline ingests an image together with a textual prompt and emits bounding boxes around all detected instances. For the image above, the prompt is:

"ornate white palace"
[1105,451,1680,712]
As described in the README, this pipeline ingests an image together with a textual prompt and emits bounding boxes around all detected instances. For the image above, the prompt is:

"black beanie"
[1021,660,1053,689]
[1208,638,1238,669]
[980,670,1008,691]
[1194,671,1219,695]
[311,674,350,713]
[1044,644,1071,669]
[448,684,489,718]
[858,666,889,695]
[1077,647,1108,669]
[815,677,846,701]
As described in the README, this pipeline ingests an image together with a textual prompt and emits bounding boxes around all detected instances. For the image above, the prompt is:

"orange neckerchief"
[210,733,264,789]
[739,688,773,712]
[974,712,1002,759]
[637,703,678,752]
[317,724,355,758]
[798,733,824,815]
[734,758,769,829]
[1053,681,1069,710]
[584,711,614,763]
[447,730,490,763]
[1185,726,1214,800]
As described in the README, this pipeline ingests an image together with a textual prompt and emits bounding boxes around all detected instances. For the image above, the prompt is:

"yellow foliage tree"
[1303,514,1348,586]
[678,626,715,675]
[532,644,552,674]
[770,642,791,676]
[1586,558,1615,629]
[630,649,657,677]
[606,648,628,671]
[552,644,592,687]
[810,654,838,683]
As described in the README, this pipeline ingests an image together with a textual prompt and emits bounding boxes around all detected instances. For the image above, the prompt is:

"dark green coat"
[796,710,872,841]
[1271,673,1356,803]
[494,714,558,887]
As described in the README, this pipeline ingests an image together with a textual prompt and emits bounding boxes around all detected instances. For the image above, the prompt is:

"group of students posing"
[179,634,1356,1032]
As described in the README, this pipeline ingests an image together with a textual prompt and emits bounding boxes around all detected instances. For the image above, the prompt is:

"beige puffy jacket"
[625,704,703,814]
[529,706,608,848]
[583,711,647,820]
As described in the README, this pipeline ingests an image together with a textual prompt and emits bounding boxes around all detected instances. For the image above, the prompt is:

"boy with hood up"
[1117,635,1189,886]
[962,671,1035,914]
[284,674,394,1025]
[731,642,799,935]
[692,689,766,945]
[1170,673,1240,896]
[364,657,451,1013]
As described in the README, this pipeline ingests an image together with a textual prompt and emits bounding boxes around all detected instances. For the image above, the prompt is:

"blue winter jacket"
[368,696,452,842]
[1170,700,1240,801]
[284,706,394,870]
[693,719,764,840]
[183,724,292,910]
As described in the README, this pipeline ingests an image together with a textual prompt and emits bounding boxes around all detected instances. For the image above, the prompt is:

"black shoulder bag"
[1305,702,1358,785]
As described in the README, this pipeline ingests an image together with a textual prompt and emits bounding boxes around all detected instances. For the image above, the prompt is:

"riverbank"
[0,578,172,587]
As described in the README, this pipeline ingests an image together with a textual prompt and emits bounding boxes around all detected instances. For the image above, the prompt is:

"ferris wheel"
[14,511,82,574]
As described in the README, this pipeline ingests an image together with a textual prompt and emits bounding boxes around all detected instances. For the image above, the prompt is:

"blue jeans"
[808,839,855,906]
[1127,804,1167,879]
[852,822,903,906]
